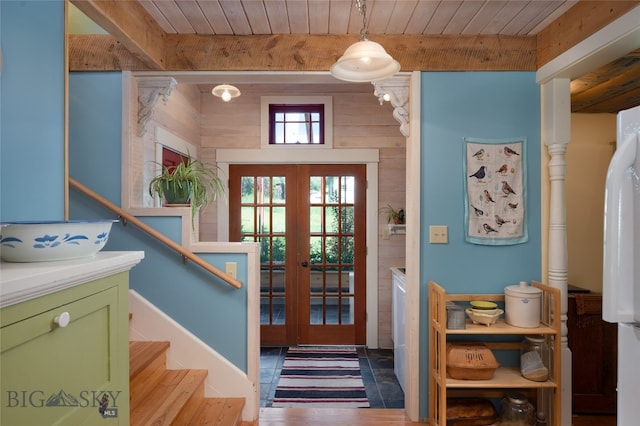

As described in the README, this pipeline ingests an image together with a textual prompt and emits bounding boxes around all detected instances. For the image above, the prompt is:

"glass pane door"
[229,164,365,346]
[308,174,355,326]
[298,164,366,345]
[229,165,298,345]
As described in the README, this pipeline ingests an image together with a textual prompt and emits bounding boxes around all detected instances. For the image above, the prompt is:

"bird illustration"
[496,164,508,175]
[472,148,485,160]
[495,214,507,227]
[508,202,519,210]
[501,180,516,196]
[469,166,486,180]
[471,205,484,216]
[504,146,520,157]
[483,189,495,203]
[483,223,498,234]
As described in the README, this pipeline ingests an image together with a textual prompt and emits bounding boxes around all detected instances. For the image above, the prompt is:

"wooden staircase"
[130,341,247,426]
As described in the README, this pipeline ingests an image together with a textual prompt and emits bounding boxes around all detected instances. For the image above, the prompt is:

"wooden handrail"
[69,177,242,289]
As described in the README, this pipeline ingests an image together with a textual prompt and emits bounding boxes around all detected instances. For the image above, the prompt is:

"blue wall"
[0,1,65,221]
[68,73,249,371]
[419,72,542,417]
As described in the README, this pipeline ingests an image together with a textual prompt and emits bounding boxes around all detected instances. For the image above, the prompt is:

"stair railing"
[69,177,242,289]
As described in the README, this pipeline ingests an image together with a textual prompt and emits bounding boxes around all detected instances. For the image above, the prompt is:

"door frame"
[217,148,380,348]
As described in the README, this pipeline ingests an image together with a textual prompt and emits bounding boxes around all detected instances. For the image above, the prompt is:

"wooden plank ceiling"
[137,0,571,36]
[69,0,640,113]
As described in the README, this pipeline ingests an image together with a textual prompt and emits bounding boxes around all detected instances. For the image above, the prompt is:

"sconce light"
[212,84,241,102]
[330,0,400,83]
[373,89,391,104]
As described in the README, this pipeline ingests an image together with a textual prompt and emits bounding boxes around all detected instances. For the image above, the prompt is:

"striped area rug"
[272,346,370,408]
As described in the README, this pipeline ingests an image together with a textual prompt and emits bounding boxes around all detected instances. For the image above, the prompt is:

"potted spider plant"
[148,154,226,223]
[380,204,405,224]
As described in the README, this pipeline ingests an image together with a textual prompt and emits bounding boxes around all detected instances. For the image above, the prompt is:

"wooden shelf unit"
[428,280,561,425]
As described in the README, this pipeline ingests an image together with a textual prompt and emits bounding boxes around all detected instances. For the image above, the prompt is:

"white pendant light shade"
[212,84,241,102]
[330,39,400,82]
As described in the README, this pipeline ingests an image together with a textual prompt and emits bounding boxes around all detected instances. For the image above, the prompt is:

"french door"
[229,164,366,346]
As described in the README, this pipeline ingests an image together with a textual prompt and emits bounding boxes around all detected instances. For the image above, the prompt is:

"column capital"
[541,79,571,147]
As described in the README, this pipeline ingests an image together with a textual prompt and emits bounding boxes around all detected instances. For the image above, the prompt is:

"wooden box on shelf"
[428,280,561,426]
[446,343,499,380]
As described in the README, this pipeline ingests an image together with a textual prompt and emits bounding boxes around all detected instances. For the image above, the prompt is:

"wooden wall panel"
[378,147,407,348]
[154,83,202,144]
[201,90,261,149]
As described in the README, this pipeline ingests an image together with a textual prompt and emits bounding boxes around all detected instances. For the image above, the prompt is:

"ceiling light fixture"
[212,84,241,102]
[330,0,400,83]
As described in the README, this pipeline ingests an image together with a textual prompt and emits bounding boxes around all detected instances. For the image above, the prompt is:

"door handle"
[301,261,309,267]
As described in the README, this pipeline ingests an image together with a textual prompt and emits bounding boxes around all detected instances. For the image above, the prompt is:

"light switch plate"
[383,227,391,240]
[225,262,237,279]
[429,225,448,244]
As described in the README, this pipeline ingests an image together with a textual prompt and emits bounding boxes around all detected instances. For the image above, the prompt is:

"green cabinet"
[1,272,130,425]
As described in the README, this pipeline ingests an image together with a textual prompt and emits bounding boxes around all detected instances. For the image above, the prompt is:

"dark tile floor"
[260,346,405,408]
[261,303,353,325]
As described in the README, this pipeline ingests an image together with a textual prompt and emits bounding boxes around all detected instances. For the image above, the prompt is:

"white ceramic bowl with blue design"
[0,220,117,262]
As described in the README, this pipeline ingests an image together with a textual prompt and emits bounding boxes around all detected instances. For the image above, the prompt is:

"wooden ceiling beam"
[69,35,153,71]
[572,86,640,113]
[571,52,640,112]
[69,34,537,72]
[537,0,640,68]
[70,0,166,70]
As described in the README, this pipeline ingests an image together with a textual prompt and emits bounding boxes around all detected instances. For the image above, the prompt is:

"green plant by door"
[380,204,405,224]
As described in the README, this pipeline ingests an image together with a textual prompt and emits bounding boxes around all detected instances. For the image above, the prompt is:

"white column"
[373,74,421,422]
[541,78,572,426]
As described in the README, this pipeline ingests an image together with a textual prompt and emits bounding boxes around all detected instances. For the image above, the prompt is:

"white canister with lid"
[504,281,542,328]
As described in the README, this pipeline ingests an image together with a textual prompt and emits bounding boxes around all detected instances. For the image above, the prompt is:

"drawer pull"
[54,312,71,328]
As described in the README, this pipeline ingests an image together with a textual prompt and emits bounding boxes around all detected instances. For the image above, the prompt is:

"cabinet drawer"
[1,286,126,425]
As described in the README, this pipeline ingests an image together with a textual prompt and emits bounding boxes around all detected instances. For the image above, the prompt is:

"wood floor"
[256,408,616,425]
[258,408,416,425]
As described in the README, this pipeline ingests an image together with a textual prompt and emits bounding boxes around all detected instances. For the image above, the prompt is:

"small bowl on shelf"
[469,300,498,310]
[470,307,498,316]
[465,307,504,326]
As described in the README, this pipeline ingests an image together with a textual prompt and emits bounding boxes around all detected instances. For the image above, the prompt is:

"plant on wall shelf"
[148,154,226,223]
[380,204,405,224]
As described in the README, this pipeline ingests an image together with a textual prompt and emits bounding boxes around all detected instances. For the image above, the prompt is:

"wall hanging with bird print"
[463,137,527,245]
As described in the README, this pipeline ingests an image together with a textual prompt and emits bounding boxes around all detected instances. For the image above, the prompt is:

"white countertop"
[0,251,144,308]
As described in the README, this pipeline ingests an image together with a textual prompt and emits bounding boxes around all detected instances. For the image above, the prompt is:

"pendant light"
[330,0,400,83]
[212,84,241,102]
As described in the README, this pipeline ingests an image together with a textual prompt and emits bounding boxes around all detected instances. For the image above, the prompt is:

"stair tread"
[131,368,208,426]
[189,398,245,426]
[129,340,246,425]
[130,341,170,379]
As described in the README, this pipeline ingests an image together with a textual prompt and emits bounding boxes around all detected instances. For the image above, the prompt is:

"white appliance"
[391,267,406,391]
[603,104,640,425]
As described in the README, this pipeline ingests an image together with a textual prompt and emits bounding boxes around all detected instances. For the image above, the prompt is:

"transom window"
[269,104,324,145]
[260,96,333,149]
